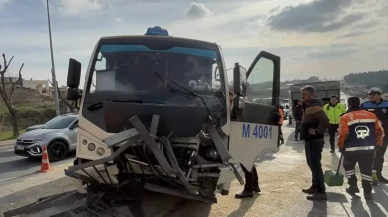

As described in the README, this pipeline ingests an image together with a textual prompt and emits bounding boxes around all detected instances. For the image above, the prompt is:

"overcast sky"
[0,0,387,87]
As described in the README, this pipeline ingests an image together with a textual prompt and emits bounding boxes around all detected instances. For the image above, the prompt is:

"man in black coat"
[293,100,304,141]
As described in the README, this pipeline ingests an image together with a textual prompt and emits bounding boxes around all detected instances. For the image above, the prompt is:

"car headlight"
[31,138,46,142]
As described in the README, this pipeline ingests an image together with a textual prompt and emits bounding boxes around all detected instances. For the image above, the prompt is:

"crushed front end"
[67,110,244,204]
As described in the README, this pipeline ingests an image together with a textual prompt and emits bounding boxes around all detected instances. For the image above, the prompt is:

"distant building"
[23,79,50,94]
[4,77,68,99]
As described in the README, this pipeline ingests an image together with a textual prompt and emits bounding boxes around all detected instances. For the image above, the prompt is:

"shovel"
[324,152,344,187]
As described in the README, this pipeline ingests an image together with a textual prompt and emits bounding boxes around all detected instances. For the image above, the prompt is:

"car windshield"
[86,38,224,106]
[45,115,62,125]
[43,116,77,129]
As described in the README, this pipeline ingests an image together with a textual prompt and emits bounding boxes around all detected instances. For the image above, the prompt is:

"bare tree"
[0,112,6,132]
[48,79,75,113]
[0,53,24,137]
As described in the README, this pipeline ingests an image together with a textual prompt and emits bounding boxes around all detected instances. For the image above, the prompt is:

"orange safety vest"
[279,108,284,125]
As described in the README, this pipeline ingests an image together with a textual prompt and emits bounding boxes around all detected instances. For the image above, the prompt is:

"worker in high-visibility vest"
[279,106,284,146]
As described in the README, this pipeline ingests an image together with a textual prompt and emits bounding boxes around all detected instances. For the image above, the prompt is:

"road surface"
[0,142,74,188]
[0,125,387,217]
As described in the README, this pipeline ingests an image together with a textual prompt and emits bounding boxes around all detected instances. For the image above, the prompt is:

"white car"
[282,103,290,120]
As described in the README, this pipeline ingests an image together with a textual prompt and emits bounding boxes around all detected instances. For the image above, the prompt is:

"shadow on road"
[0,176,212,217]
[0,177,75,217]
[0,154,75,178]
[326,192,348,203]
[256,154,276,163]
[0,158,39,176]
[227,195,259,217]
[366,200,386,217]
[370,184,388,215]
[307,201,327,217]
[285,131,305,153]
[157,199,212,217]
[350,197,370,217]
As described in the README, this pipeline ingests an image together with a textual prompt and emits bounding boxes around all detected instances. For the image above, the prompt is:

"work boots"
[377,174,388,184]
[235,186,261,198]
[302,186,315,194]
[364,193,373,201]
[346,186,360,195]
[302,187,327,200]
[235,191,253,198]
[253,186,261,193]
[306,192,327,201]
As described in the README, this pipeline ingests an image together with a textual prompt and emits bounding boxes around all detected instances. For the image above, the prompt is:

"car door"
[228,51,281,171]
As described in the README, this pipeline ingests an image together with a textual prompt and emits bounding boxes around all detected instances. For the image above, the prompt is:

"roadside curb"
[0,140,16,147]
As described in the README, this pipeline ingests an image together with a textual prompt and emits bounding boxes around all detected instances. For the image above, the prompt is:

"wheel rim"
[50,143,66,160]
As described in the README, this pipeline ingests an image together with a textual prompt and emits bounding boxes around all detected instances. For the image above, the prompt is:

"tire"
[48,141,68,161]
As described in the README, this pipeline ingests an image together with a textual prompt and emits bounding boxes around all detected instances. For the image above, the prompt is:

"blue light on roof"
[100,45,217,58]
[145,26,169,36]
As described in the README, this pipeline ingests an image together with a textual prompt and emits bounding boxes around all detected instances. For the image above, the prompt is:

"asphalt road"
[1,126,387,217]
[0,143,74,187]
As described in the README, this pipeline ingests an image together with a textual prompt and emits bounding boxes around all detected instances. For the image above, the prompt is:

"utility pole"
[46,0,60,116]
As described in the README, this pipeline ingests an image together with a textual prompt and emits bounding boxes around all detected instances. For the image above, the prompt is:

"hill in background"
[0,87,56,131]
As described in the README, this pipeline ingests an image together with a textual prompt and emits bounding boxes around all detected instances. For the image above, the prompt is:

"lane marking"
[0,177,17,183]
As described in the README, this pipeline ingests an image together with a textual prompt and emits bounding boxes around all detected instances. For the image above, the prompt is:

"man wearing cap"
[323,95,347,153]
[361,87,388,183]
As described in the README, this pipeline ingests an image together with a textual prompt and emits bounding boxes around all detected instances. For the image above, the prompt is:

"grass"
[0,129,26,141]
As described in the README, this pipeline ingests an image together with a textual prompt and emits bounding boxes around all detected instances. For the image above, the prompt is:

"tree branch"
[0,54,12,109]
[9,63,24,100]
[0,53,14,74]
[48,79,74,112]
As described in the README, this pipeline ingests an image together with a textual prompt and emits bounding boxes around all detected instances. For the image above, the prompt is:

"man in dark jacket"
[300,86,330,201]
[293,100,304,141]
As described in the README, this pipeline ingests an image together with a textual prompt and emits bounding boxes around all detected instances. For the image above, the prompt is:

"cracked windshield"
[0,0,387,217]
[89,44,223,107]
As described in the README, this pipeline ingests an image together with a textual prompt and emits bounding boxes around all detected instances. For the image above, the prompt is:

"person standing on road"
[229,91,261,199]
[323,95,346,153]
[229,91,235,112]
[279,105,285,145]
[338,97,384,200]
[361,87,388,183]
[300,86,330,201]
[235,165,261,198]
[293,100,304,141]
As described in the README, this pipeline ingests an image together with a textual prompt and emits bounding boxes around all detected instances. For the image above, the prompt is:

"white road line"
[6,149,14,152]
[0,177,17,182]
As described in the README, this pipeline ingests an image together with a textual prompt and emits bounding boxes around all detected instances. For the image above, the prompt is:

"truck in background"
[289,81,341,119]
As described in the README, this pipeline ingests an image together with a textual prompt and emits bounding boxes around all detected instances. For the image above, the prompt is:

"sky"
[0,0,387,88]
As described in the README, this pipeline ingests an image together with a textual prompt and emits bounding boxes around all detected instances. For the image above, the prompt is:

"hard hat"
[368,87,382,94]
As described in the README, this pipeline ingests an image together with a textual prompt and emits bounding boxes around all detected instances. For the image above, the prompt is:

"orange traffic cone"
[37,145,54,173]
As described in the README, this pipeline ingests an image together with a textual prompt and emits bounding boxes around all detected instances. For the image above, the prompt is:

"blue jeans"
[305,140,325,193]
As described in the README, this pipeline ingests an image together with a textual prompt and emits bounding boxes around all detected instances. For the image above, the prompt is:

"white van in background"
[281,103,290,120]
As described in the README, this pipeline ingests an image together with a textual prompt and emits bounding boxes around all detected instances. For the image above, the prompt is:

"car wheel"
[48,141,68,161]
